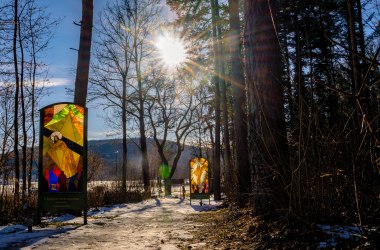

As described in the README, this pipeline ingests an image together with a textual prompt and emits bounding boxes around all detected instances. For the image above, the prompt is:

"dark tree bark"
[347,0,361,85]
[355,0,370,113]
[214,0,233,197]
[74,0,93,107]
[12,0,20,201]
[347,0,364,226]
[244,0,289,214]
[228,0,251,205]
[356,0,366,75]
[122,75,128,192]
[134,37,150,193]
[17,15,27,203]
[210,0,221,201]
[28,15,37,196]
[137,60,150,193]
[347,0,362,114]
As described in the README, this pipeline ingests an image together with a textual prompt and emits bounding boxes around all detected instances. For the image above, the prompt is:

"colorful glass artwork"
[41,104,84,193]
[190,158,209,195]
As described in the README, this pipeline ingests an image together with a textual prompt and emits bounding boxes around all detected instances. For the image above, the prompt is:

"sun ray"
[155,33,187,68]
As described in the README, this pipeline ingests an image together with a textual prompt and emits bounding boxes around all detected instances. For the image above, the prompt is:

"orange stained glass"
[47,140,78,178]
[190,158,209,194]
[43,107,54,125]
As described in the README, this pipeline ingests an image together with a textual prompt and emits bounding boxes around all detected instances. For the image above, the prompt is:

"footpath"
[0,197,220,250]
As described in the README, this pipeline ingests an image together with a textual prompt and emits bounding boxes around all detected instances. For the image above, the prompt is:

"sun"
[155,33,187,68]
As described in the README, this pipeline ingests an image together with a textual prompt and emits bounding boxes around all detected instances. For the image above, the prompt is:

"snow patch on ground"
[317,224,363,248]
[0,197,222,249]
[49,214,77,223]
[0,224,27,234]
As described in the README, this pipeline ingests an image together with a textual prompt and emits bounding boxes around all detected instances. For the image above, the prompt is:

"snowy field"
[0,197,221,249]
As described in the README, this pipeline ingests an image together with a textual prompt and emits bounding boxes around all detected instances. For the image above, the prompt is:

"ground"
[188,207,380,249]
[1,197,378,249]
[0,197,220,250]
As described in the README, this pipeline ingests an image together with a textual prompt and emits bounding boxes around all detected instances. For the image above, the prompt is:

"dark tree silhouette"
[228,0,251,205]
[244,0,289,214]
[74,0,93,107]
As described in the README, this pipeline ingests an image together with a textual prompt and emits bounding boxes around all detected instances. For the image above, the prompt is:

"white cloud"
[45,78,71,87]
[0,78,70,88]
[88,131,112,140]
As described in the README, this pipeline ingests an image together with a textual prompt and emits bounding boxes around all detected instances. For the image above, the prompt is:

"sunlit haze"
[155,33,187,68]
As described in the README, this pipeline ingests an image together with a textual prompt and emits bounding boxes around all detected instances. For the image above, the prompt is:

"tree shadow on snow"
[190,200,218,212]
[176,197,186,204]
[0,225,77,250]
[122,197,162,214]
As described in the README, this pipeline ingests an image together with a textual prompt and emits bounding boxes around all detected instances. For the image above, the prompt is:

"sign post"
[38,103,87,224]
[189,157,210,205]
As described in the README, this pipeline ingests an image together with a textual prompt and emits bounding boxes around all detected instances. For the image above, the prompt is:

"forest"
[0,0,379,248]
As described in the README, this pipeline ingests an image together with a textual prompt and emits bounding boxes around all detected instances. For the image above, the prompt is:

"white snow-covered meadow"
[0,197,221,249]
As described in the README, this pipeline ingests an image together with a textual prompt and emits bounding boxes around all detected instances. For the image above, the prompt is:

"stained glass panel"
[40,103,85,193]
[190,157,209,195]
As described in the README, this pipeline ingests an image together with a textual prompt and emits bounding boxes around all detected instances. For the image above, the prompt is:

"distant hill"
[3,138,206,182]
[88,138,204,180]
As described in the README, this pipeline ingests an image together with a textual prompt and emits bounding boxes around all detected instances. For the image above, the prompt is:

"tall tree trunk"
[165,141,184,195]
[292,9,306,214]
[12,0,20,202]
[138,77,150,193]
[347,0,362,117]
[355,0,370,116]
[244,0,289,214]
[156,144,170,196]
[347,0,363,226]
[210,0,221,201]
[18,17,27,203]
[74,0,93,107]
[356,0,366,74]
[28,14,37,195]
[228,0,251,205]
[135,43,150,193]
[214,0,233,197]
[122,76,128,192]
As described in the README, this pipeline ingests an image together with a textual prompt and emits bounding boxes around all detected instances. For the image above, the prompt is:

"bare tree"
[25,0,55,193]
[90,0,134,191]
[12,0,20,202]
[0,1,16,194]
[19,0,57,200]
[0,85,14,197]
[87,151,104,182]
[146,69,202,195]
[90,0,162,192]
[124,0,163,193]
[15,0,31,203]
[0,0,58,203]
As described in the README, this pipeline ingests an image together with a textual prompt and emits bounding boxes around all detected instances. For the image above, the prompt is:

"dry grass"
[0,182,147,225]
[186,206,379,249]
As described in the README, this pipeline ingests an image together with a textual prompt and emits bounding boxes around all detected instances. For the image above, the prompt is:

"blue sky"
[40,0,109,140]
[40,0,176,140]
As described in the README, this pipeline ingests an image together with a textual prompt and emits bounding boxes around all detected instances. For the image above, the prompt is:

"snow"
[317,224,363,248]
[0,197,222,249]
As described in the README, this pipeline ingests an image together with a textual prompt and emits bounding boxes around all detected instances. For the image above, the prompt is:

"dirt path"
[21,198,214,250]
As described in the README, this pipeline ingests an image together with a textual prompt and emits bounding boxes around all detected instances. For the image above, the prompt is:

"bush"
[0,182,148,225]
[0,190,37,225]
